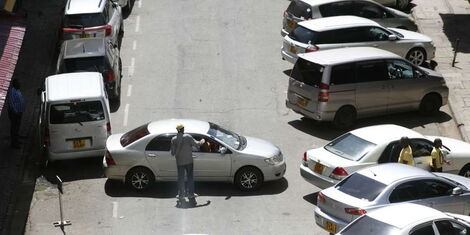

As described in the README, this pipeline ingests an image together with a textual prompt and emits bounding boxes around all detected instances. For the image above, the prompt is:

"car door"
[144,134,177,178]
[410,138,434,171]
[192,134,232,178]
[354,60,390,115]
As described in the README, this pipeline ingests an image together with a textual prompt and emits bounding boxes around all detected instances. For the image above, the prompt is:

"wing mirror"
[219,147,227,155]
[452,187,463,195]
[388,35,398,41]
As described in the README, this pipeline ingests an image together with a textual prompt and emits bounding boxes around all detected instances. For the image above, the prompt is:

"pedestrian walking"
[398,136,414,166]
[431,138,450,172]
[170,123,204,207]
[7,79,25,148]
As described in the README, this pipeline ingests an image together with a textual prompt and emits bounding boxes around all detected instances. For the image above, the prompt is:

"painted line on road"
[123,104,130,127]
[128,57,135,76]
[135,15,140,32]
[112,201,118,218]
[132,40,137,50]
[127,84,132,97]
[138,0,142,8]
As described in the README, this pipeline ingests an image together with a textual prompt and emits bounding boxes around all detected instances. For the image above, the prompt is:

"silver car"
[103,119,286,191]
[282,16,435,66]
[315,163,470,234]
[282,0,417,37]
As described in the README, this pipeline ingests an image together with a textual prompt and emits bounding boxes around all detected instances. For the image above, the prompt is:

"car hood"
[436,173,470,190]
[420,67,443,78]
[106,133,125,151]
[240,136,280,158]
[390,28,433,42]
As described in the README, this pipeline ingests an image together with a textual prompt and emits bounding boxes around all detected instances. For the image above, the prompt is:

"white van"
[40,72,111,161]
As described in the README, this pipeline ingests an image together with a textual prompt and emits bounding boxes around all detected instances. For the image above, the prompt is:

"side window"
[193,135,222,153]
[356,60,388,83]
[355,2,386,19]
[316,30,341,44]
[341,27,368,43]
[146,134,175,151]
[378,141,400,163]
[409,139,433,158]
[389,181,421,203]
[319,2,354,17]
[435,220,469,235]
[421,180,454,198]
[387,59,415,80]
[366,27,390,41]
[410,224,435,235]
[330,63,355,85]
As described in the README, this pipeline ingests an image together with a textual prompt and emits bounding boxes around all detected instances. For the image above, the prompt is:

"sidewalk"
[412,0,470,141]
[0,0,64,234]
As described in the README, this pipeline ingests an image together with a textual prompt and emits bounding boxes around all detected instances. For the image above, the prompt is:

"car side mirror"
[388,35,398,41]
[219,147,227,155]
[452,187,463,195]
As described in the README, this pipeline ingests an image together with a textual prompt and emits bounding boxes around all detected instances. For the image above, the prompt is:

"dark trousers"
[8,110,22,146]
[431,167,442,172]
[177,163,194,198]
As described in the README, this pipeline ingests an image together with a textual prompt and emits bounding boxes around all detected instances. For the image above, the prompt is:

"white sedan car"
[338,203,470,235]
[103,119,286,191]
[301,124,470,189]
[282,16,435,65]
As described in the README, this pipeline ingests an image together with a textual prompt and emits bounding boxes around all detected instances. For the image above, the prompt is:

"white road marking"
[138,0,142,8]
[127,84,132,97]
[135,15,140,32]
[112,201,118,218]
[132,40,137,50]
[128,57,135,76]
[123,104,130,127]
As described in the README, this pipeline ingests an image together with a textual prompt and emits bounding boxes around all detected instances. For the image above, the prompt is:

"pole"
[452,38,460,67]
[53,175,71,228]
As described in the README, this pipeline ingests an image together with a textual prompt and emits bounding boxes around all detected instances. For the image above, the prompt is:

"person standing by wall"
[398,136,414,166]
[7,79,25,148]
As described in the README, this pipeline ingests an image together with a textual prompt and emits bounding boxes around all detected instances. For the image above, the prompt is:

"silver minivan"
[285,47,448,129]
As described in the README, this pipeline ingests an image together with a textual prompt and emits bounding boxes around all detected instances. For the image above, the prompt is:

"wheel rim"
[131,171,149,189]
[408,50,425,65]
[240,171,258,189]
[397,0,408,9]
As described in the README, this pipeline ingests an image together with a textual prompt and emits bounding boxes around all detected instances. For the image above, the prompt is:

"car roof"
[365,203,448,229]
[45,72,104,102]
[65,0,106,15]
[298,15,379,31]
[298,47,401,66]
[148,119,210,135]
[356,163,436,185]
[349,124,424,145]
[63,38,106,59]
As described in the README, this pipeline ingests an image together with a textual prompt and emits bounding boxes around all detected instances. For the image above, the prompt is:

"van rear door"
[48,100,108,154]
[287,58,322,111]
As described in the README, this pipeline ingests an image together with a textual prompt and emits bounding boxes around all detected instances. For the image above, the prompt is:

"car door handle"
[147,153,157,157]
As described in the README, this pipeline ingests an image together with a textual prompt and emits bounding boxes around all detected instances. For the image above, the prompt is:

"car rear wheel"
[126,167,155,191]
[419,94,441,115]
[235,167,263,191]
[459,165,470,178]
[406,48,426,66]
[333,106,356,130]
[396,0,409,10]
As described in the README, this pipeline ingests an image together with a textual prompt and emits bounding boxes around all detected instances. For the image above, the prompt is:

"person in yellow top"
[398,137,414,166]
[431,138,450,172]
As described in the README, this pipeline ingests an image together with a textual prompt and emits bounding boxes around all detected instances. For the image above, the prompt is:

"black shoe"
[188,198,197,207]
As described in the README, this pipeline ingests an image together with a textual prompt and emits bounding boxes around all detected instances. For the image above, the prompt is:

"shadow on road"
[303,192,319,206]
[440,13,470,54]
[42,157,105,183]
[104,177,288,198]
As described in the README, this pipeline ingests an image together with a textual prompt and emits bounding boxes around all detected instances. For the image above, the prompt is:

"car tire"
[459,164,470,178]
[126,167,155,191]
[235,167,263,191]
[419,94,441,115]
[396,0,409,10]
[333,106,356,130]
[406,48,426,66]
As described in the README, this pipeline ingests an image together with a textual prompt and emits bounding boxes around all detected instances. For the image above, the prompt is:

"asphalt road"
[25,0,461,234]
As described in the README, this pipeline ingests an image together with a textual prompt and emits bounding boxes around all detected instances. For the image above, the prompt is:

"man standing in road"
[7,79,25,148]
[170,123,204,207]
[431,138,450,172]
[398,136,414,166]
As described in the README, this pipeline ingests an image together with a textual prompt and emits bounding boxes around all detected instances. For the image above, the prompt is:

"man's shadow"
[176,199,211,209]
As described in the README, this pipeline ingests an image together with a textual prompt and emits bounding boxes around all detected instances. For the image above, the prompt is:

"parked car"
[62,0,123,46]
[56,38,122,103]
[281,15,434,66]
[286,47,448,129]
[315,163,470,233]
[282,0,417,37]
[103,119,286,191]
[301,124,470,189]
[337,203,470,235]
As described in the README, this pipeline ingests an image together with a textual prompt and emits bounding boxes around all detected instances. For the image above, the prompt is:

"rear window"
[64,13,106,28]
[291,58,323,87]
[288,26,318,44]
[49,101,105,124]
[64,57,106,73]
[286,0,312,19]
[335,173,386,201]
[340,215,399,235]
[324,133,376,161]
[120,123,150,147]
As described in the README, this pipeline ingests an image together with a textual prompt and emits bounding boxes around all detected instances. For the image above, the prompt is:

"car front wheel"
[406,48,426,66]
[235,167,263,191]
[459,165,470,178]
[126,167,155,191]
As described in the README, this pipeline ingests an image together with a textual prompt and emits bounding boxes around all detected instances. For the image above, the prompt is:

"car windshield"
[64,57,105,73]
[120,123,150,147]
[290,58,323,87]
[340,215,400,235]
[388,29,404,38]
[49,101,104,124]
[207,122,244,150]
[286,0,312,19]
[335,173,386,201]
[325,133,376,161]
[288,26,318,44]
[64,13,106,28]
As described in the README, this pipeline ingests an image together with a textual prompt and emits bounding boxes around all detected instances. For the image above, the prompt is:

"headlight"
[265,153,283,165]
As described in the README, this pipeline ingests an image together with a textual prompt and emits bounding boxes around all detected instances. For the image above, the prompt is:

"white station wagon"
[103,119,286,191]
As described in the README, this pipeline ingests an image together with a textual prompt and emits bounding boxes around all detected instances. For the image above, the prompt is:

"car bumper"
[300,164,337,189]
[103,157,126,182]
[314,206,349,234]
[285,100,336,121]
[48,148,105,161]
[262,162,287,181]
[281,47,297,64]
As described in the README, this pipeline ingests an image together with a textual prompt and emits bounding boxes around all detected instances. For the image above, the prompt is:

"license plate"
[80,34,90,38]
[290,45,297,53]
[325,221,337,234]
[297,97,307,106]
[287,20,296,30]
[314,162,324,174]
[73,139,86,149]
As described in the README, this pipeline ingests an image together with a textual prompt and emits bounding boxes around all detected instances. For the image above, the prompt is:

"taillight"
[106,122,111,135]
[305,45,319,53]
[105,151,116,165]
[317,192,325,203]
[105,24,112,36]
[303,152,307,162]
[330,167,348,180]
[44,127,50,147]
[345,208,366,216]
[107,70,115,82]
[318,83,329,102]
